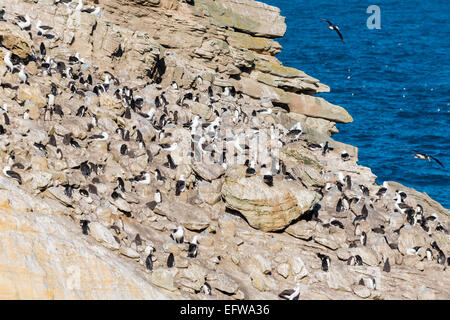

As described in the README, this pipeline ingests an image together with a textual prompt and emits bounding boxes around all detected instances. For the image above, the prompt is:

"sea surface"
[262,0,450,208]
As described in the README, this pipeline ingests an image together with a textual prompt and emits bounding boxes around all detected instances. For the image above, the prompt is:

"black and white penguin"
[317,253,331,271]
[263,174,273,187]
[360,231,367,246]
[175,175,186,196]
[80,220,90,235]
[145,254,153,271]
[3,166,22,184]
[383,257,391,272]
[278,285,301,300]
[188,235,199,258]
[341,150,350,161]
[112,43,123,58]
[170,226,184,244]
[202,282,211,295]
[167,253,175,268]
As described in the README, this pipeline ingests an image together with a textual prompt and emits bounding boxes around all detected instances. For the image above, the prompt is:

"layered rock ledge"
[0,0,448,300]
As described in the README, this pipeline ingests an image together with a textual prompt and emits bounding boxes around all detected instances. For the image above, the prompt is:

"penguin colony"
[0,1,448,300]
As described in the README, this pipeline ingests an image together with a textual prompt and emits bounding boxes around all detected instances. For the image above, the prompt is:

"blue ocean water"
[262,0,450,208]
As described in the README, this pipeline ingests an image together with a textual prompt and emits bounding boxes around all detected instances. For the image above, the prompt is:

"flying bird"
[322,18,344,43]
[403,149,444,168]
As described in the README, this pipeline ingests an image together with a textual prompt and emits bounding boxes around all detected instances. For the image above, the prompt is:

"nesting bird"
[170,226,184,244]
[279,285,301,300]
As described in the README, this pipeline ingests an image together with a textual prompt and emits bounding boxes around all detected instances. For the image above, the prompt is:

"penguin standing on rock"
[170,226,184,244]
[175,174,186,196]
[188,236,199,258]
[317,253,331,271]
[80,220,90,235]
[279,285,301,300]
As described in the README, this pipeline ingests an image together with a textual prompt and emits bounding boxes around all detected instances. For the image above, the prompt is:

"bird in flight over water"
[322,18,344,43]
[403,149,445,168]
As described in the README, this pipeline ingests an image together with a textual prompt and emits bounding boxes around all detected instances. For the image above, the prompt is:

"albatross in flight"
[322,18,344,43]
[403,149,445,168]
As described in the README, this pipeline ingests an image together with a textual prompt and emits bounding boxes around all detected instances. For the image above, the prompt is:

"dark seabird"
[330,219,344,229]
[40,42,46,56]
[88,184,98,195]
[263,174,273,187]
[343,174,352,190]
[0,8,6,22]
[160,142,178,152]
[16,14,31,31]
[245,160,256,177]
[278,285,301,300]
[372,225,385,234]
[0,125,6,135]
[48,134,57,147]
[306,141,322,151]
[361,204,369,217]
[89,131,109,141]
[112,44,123,58]
[336,197,349,212]
[79,189,89,197]
[359,185,369,196]
[394,191,412,214]
[111,191,121,200]
[33,142,47,153]
[146,190,162,210]
[133,234,142,248]
[117,177,125,192]
[146,201,158,211]
[317,253,331,271]
[170,226,184,244]
[426,248,434,261]
[322,18,344,43]
[76,105,87,117]
[12,163,25,170]
[155,169,166,182]
[286,128,303,142]
[131,172,151,184]
[354,255,363,266]
[403,149,444,168]
[348,255,363,266]
[120,144,128,155]
[70,137,81,148]
[360,231,367,246]
[435,223,448,233]
[154,189,162,203]
[376,186,387,199]
[175,175,186,196]
[145,254,153,271]
[80,220,90,235]
[341,150,350,161]
[64,185,73,198]
[36,20,53,36]
[167,253,175,268]
[203,283,211,295]
[322,141,334,156]
[188,236,199,258]
[80,161,91,177]
[383,257,391,272]
[163,154,177,170]
[3,113,9,126]
[3,166,22,184]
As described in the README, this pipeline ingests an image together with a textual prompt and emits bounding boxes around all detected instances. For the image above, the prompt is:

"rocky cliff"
[0,0,448,300]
